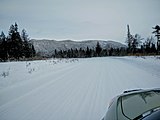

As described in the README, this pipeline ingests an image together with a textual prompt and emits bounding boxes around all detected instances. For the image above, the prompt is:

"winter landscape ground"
[0,56,160,120]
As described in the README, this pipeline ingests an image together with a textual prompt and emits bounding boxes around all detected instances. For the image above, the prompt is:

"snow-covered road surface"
[0,57,160,120]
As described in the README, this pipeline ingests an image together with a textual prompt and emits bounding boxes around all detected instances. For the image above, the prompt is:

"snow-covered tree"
[152,25,160,53]
[131,34,143,53]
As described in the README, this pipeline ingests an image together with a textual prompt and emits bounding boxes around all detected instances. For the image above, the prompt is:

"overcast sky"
[0,0,160,43]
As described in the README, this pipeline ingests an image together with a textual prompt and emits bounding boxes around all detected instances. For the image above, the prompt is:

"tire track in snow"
[0,62,82,109]
[0,62,84,120]
[0,57,160,120]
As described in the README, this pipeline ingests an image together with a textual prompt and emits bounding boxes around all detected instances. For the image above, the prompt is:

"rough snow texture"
[31,39,127,57]
[0,56,160,120]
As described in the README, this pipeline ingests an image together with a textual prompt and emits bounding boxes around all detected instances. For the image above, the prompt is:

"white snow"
[0,56,160,120]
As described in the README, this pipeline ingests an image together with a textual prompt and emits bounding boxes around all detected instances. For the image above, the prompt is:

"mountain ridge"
[31,39,127,57]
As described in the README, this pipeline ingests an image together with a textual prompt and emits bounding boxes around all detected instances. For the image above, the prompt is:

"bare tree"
[126,25,134,52]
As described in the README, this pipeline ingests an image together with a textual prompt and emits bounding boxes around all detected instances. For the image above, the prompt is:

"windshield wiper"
[133,107,160,120]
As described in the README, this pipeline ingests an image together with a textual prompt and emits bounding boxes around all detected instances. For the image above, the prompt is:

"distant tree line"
[53,42,127,58]
[1,23,159,61]
[0,23,35,61]
[126,24,160,55]
[53,24,160,58]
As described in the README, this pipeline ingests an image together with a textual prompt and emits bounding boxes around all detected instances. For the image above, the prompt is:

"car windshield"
[121,90,160,119]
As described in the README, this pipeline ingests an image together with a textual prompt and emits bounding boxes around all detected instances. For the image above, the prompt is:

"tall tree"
[86,46,91,57]
[152,25,160,53]
[7,23,23,60]
[96,42,102,56]
[21,29,36,58]
[21,29,29,41]
[21,29,30,58]
[0,31,7,61]
[31,44,36,57]
[126,24,133,53]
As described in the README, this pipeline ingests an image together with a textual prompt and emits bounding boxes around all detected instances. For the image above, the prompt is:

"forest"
[0,23,160,61]
[0,23,35,61]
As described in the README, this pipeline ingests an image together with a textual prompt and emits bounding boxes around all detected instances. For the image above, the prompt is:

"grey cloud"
[0,0,160,42]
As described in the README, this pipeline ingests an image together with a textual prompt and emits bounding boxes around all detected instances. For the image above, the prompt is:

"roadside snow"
[0,57,160,120]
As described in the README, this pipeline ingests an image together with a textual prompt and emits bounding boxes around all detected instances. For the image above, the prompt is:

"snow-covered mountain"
[31,39,126,57]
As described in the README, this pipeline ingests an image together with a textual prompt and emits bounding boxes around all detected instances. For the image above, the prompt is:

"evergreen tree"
[126,25,133,53]
[74,48,79,58]
[86,46,91,57]
[0,31,7,61]
[0,23,36,61]
[21,29,31,58]
[7,23,23,60]
[54,49,57,58]
[67,49,71,58]
[31,44,36,57]
[152,25,160,53]
[21,28,35,58]
[109,48,113,56]
[96,42,102,56]
[71,48,74,58]
[79,48,85,58]
[150,43,156,53]
[144,36,155,53]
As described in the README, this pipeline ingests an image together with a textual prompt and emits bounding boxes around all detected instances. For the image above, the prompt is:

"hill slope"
[31,39,126,57]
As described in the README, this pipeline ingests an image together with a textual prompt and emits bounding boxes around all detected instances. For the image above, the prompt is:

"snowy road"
[0,57,160,120]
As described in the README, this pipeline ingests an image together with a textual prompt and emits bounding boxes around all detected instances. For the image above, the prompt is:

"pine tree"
[7,23,23,60]
[86,46,91,57]
[144,36,155,53]
[126,25,133,53]
[96,42,102,56]
[150,43,156,53]
[0,31,7,61]
[31,44,36,57]
[109,48,113,56]
[21,28,36,58]
[21,29,30,58]
[54,49,57,58]
[152,25,160,53]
